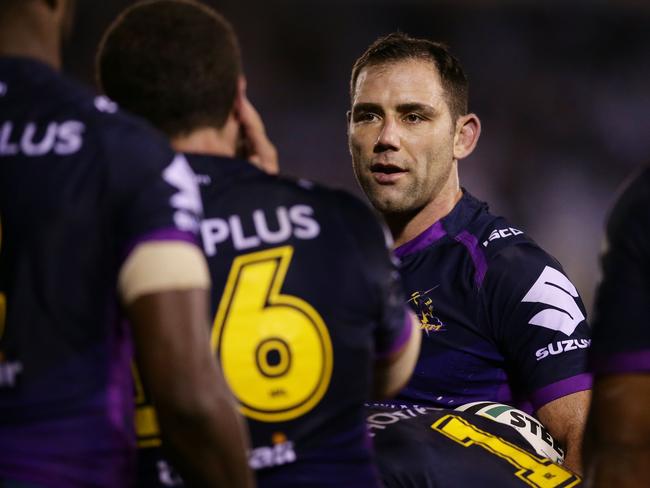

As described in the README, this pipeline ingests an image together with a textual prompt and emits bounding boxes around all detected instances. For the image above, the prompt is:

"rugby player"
[0,0,252,486]
[585,167,650,486]
[348,32,592,473]
[96,1,420,487]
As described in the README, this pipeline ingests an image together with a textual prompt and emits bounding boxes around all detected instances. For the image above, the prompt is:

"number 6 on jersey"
[211,245,333,422]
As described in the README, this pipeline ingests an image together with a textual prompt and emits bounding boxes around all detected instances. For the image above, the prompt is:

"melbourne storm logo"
[408,287,445,334]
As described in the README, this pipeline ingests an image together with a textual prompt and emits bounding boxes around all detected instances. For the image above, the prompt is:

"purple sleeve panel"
[122,227,199,262]
[376,309,415,361]
[529,373,593,411]
[591,350,650,375]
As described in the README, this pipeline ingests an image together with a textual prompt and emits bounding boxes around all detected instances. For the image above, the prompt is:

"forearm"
[537,390,591,475]
[158,388,253,488]
[559,427,584,475]
[128,289,254,487]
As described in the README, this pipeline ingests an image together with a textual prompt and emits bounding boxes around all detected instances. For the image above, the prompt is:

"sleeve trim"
[529,373,593,410]
[591,350,650,375]
[123,227,198,262]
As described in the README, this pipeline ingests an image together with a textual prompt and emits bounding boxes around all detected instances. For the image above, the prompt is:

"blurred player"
[584,167,650,487]
[97,1,420,487]
[348,32,591,473]
[0,0,252,486]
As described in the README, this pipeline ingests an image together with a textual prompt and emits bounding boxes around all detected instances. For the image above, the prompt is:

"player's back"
[189,153,410,488]
[0,57,189,488]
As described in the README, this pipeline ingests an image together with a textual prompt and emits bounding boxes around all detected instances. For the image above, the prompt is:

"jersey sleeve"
[482,244,592,410]
[336,192,412,360]
[101,114,203,257]
[590,168,650,374]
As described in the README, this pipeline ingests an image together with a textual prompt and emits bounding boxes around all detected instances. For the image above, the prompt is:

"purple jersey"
[0,58,202,488]
[389,191,591,412]
[590,167,650,374]
[135,154,411,488]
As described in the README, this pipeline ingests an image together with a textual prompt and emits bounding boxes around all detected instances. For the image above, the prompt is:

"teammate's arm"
[582,168,650,486]
[121,241,254,487]
[536,390,590,474]
[373,311,421,399]
[584,374,650,487]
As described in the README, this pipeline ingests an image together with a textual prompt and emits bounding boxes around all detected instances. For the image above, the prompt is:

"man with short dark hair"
[348,32,592,474]
[0,0,252,486]
[97,2,420,487]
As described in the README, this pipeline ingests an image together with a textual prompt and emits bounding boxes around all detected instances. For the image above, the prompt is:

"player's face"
[348,59,457,217]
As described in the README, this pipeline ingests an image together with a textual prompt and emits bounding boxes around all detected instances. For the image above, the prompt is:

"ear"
[453,113,481,160]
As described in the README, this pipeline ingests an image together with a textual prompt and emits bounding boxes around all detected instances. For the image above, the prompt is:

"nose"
[374,117,400,153]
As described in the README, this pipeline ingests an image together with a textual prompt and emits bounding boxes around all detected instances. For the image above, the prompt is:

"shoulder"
[454,196,560,287]
[464,206,566,295]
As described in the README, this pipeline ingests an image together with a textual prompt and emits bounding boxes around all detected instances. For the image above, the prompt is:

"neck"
[0,5,61,70]
[171,124,237,157]
[387,169,463,248]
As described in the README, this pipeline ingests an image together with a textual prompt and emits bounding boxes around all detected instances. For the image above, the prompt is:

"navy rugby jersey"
[591,167,650,374]
[391,191,591,412]
[367,404,581,487]
[137,154,411,488]
[0,58,201,488]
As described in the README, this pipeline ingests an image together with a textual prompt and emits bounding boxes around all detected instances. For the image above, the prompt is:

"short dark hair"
[97,0,242,137]
[350,32,469,120]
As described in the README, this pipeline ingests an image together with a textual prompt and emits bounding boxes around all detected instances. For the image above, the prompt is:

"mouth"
[370,163,407,184]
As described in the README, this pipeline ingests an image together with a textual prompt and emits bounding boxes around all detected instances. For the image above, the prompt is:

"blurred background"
[64,0,650,314]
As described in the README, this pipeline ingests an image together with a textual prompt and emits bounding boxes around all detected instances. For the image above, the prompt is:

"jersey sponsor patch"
[521,266,585,336]
[535,339,591,361]
[0,120,84,156]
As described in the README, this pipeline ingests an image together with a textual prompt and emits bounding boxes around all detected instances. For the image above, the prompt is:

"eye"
[353,111,379,123]
[404,113,424,124]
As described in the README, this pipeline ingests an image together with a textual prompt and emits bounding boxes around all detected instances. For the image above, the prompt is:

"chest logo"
[408,287,445,334]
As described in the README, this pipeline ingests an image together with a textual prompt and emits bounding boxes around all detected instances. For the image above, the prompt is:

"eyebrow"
[395,103,437,117]
[351,102,437,117]
[352,102,384,116]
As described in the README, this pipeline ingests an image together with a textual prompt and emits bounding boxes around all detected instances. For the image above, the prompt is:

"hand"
[236,96,279,175]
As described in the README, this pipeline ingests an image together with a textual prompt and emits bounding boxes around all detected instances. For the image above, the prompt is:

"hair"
[97,0,242,137]
[350,32,469,120]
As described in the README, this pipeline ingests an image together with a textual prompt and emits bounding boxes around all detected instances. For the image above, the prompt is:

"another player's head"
[347,32,481,221]
[97,0,242,140]
[0,0,76,65]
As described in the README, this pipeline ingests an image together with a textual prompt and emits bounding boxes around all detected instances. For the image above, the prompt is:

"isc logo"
[482,227,523,247]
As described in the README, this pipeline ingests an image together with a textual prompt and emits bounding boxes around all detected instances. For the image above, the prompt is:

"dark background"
[64,0,650,313]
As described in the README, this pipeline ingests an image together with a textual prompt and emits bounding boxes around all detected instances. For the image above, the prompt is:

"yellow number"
[132,363,162,448]
[0,215,5,341]
[211,245,333,422]
[432,414,580,488]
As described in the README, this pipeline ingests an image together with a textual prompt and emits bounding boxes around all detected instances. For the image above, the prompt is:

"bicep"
[373,311,421,399]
